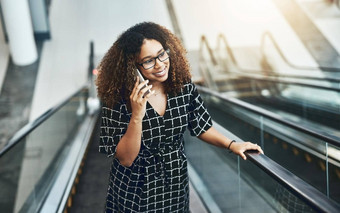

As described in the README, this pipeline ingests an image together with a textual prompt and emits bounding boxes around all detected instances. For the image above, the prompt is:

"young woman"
[96,22,263,213]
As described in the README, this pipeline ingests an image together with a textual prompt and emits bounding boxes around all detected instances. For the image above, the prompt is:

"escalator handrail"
[261,31,340,72]
[217,33,237,65]
[197,85,340,148]
[200,35,218,66]
[216,34,340,83]
[246,150,340,213]
[0,83,90,157]
[239,74,340,92]
[88,41,95,81]
[199,35,219,91]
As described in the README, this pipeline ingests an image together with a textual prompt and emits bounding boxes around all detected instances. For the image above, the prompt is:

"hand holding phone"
[135,69,151,96]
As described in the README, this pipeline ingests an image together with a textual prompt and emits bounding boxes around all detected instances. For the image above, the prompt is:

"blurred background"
[0,0,339,212]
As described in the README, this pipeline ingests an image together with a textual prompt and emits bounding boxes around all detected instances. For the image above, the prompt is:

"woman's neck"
[150,82,165,95]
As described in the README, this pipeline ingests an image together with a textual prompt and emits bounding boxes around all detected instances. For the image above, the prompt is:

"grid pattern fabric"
[99,82,212,212]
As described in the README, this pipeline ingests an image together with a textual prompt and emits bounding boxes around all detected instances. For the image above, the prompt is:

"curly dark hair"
[96,22,192,108]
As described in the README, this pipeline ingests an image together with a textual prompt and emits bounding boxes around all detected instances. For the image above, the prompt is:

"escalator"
[184,118,339,212]
[200,32,340,133]
[0,85,100,213]
[197,87,340,204]
[0,42,103,213]
[67,112,111,213]
[196,33,340,204]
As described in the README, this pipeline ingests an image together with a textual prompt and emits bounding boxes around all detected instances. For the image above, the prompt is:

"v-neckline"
[147,93,169,117]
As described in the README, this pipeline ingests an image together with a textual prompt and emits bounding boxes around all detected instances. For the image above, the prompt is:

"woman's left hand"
[230,142,264,160]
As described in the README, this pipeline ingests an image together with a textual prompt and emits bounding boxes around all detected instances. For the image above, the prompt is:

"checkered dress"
[99,82,212,212]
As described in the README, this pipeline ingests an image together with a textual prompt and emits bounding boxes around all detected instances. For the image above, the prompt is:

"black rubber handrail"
[88,41,95,80]
[200,35,218,66]
[216,34,340,83]
[240,75,340,93]
[197,85,340,148]
[261,31,340,72]
[201,35,340,92]
[199,36,220,90]
[216,34,237,66]
[246,152,340,213]
[0,84,89,157]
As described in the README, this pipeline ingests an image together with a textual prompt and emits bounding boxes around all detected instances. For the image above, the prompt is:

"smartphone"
[135,69,151,96]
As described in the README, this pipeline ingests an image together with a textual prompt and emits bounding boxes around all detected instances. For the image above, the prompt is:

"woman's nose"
[154,57,163,68]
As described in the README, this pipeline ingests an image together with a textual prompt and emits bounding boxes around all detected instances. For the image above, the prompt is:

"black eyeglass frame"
[138,49,170,70]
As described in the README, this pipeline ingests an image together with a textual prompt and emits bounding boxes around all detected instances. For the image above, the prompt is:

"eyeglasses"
[138,49,170,70]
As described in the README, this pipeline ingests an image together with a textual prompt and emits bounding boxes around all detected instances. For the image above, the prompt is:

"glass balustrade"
[189,91,340,208]
[0,88,88,213]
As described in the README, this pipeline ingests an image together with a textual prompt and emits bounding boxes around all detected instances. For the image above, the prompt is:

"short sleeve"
[99,103,129,157]
[187,83,212,136]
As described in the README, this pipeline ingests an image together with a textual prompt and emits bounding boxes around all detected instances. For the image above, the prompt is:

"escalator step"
[69,119,112,213]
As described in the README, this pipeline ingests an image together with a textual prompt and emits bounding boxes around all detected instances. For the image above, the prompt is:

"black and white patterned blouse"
[99,82,212,213]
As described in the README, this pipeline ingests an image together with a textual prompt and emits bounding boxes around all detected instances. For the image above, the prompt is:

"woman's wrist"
[130,115,143,124]
[227,140,236,152]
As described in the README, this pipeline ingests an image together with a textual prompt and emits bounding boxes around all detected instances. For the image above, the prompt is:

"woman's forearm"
[115,116,143,166]
[198,127,233,149]
[198,126,264,160]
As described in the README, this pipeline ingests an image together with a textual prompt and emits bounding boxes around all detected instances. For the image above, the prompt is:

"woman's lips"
[154,67,167,77]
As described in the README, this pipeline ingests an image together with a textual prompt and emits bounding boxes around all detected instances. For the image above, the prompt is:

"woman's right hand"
[130,77,154,121]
